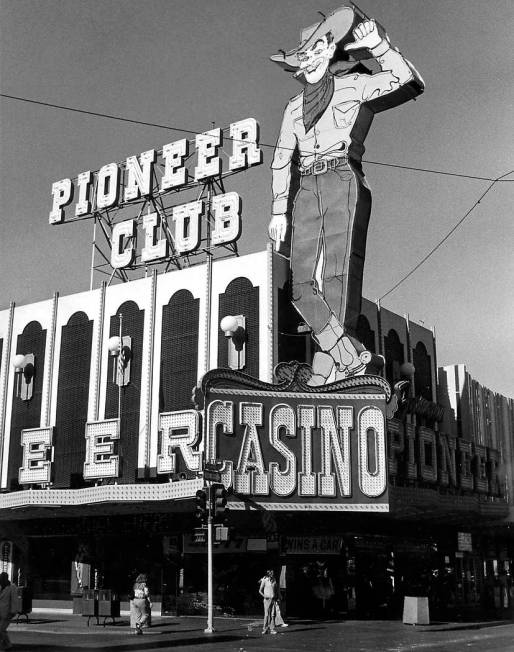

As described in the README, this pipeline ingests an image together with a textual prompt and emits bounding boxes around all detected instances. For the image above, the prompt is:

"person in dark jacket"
[0,572,17,650]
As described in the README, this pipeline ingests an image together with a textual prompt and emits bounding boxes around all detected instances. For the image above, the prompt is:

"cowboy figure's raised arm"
[269,102,296,248]
[345,20,424,107]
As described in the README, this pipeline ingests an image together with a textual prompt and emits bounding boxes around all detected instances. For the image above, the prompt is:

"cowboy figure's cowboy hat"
[270,5,384,74]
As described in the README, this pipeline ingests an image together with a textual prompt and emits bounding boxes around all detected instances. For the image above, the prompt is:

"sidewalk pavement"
[10,609,513,635]
[7,610,514,652]
[13,610,252,634]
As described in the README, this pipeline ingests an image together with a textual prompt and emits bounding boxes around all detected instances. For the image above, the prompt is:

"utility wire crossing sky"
[1,92,511,305]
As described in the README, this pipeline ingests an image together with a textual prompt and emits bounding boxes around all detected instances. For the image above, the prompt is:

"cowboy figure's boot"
[332,335,369,379]
[307,315,343,386]
[308,351,335,386]
[309,315,372,385]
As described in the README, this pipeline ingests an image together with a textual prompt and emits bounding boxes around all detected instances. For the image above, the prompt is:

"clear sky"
[0,0,513,397]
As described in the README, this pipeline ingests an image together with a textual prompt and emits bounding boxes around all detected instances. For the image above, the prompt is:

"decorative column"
[266,243,274,383]
[41,292,59,427]
[91,282,106,421]
[0,302,15,484]
[141,269,157,475]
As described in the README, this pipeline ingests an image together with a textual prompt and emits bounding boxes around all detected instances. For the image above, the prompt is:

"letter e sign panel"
[198,363,394,512]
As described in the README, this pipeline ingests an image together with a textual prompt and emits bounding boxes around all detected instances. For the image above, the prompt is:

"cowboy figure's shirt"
[271,42,422,215]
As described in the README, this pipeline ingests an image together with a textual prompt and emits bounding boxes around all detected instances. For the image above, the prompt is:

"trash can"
[13,587,32,622]
[98,589,120,625]
[81,589,98,626]
[403,596,430,625]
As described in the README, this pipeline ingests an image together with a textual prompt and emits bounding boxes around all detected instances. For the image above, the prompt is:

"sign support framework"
[88,172,239,290]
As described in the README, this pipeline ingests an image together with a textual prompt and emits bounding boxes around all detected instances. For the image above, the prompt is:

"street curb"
[406,620,512,632]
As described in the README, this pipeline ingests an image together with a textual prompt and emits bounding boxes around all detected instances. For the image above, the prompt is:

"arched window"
[54,312,93,488]
[8,321,46,490]
[105,301,144,482]
[356,315,376,354]
[413,341,433,401]
[384,329,404,386]
[160,290,200,412]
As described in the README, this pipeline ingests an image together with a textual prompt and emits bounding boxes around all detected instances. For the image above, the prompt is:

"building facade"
[0,249,512,619]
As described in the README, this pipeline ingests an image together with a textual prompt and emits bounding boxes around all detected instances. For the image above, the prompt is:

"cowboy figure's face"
[298,35,336,84]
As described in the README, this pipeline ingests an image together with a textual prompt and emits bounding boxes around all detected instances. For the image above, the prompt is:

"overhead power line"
[379,169,514,301]
[1,93,512,183]
[0,93,201,137]
[2,93,513,298]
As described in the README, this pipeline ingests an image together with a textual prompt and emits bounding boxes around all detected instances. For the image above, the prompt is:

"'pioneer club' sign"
[48,118,262,266]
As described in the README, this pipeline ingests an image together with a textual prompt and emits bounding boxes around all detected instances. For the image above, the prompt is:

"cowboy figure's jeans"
[290,161,371,349]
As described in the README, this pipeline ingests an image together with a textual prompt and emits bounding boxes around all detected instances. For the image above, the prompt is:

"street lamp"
[107,336,121,355]
[220,314,246,370]
[12,353,35,401]
[400,362,415,378]
[108,326,132,387]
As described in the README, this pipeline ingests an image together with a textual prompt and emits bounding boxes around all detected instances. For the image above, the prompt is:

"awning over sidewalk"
[0,479,203,519]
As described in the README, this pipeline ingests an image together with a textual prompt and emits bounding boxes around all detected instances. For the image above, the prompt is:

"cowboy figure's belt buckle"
[312,159,328,175]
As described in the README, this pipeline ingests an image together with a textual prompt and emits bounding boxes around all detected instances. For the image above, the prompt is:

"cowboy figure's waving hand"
[345,18,383,52]
[269,6,424,385]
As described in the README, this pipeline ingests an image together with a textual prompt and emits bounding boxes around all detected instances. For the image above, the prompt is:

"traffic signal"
[195,489,208,522]
[212,484,227,519]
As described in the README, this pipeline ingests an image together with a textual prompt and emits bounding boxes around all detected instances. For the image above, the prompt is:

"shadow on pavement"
[416,619,512,633]
[14,618,69,625]
[12,633,249,651]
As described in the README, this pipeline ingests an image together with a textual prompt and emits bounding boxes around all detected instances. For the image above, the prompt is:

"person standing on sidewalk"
[259,570,289,628]
[0,572,17,650]
[259,570,278,635]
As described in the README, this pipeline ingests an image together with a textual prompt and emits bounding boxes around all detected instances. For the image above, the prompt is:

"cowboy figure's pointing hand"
[344,19,382,52]
[269,213,287,250]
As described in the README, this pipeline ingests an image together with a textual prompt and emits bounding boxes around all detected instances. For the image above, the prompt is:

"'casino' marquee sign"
[196,363,395,512]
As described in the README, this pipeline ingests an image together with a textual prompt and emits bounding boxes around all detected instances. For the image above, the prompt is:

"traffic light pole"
[204,483,215,634]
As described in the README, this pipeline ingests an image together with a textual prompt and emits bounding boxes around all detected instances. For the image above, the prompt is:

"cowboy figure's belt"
[300,155,348,176]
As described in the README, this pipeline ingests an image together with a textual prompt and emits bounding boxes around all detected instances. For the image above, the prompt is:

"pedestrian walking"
[258,570,278,635]
[0,572,17,650]
[129,573,152,635]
